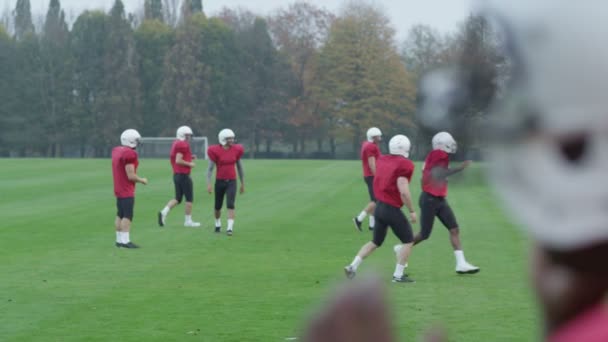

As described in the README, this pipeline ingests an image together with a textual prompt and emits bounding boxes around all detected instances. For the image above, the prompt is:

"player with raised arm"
[112,129,148,249]
[206,129,245,236]
[344,135,417,283]
[398,132,479,274]
[353,127,382,231]
[158,126,201,228]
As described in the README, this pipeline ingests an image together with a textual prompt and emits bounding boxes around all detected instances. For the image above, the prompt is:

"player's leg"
[115,200,123,247]
[225,180,237,235]
[437,200,479,274]
[158,174,182,226]
[118,197,139,249]
[183,175,200,227]
[345,202,389,279]
[353,177,376,231]
[413,192,437,245]
[389,207,415,283]
[214,180,226,232]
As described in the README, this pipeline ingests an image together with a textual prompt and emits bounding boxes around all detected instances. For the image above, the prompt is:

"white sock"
[454,250,466,266]
[393,264,406,278]
[161,206,170,216]
[185,215,192,223]
[227,219,234,231]
[215,219,221,227]
[369,215,375,227]
[116,232,121,243]
[121,232,130,244]
[357,211,367,222]
[350,256,363,270]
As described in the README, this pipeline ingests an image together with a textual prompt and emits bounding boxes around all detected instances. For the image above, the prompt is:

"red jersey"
[421,149,449,197]
[373,155,415,208]
[549,304,608,342]
[207,144,244,180]
[361,141,381,177]
[170,140,193,175]
[111,146,139,198]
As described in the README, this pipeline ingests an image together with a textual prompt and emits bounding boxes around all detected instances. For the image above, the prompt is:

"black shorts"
[174,173,193,203]
[116,197,135,220]
[372,201,414,246]
[364,176,375,202]
[215,179,237,210]
[418,191,459,239]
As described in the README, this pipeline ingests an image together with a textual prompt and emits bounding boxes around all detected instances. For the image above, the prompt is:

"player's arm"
[175,152,195,168]
[368,156,376,175]
[430,160,471,180]
[397,176,416,223]
[206,160,215,184]
[236,159,245,193]
[125,164,147,185]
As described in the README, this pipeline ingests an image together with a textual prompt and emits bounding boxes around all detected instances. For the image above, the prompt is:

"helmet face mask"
[389,135,411,158]
[120,129,141,149]
[218,129,236,146]
[366,127,382,143]
[176,126,193,141]
[432,132,457,154]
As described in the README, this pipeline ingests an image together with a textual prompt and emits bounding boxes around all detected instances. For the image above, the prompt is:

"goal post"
[138,137,209,159]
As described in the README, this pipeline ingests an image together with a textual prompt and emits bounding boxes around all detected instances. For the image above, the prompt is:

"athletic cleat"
[158,212,165,227]
[121,242,140,249]
[115,242,123,248]
[184,221,201,228]
[392,275,415,283]
[369,225,374,231]
[214,226,221,233]
[344,265,356,279]
[456,262,480,274]
[227,230,233,236]
[352,218,363,232]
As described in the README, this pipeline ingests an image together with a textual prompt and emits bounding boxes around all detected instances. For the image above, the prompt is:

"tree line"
[0,0,501,159]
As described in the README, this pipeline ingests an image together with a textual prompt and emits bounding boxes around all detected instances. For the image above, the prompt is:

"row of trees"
[0,0,501,158]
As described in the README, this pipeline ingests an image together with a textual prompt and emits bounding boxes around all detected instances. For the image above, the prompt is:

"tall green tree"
[316,1,416,155]
[144,0,163,21]
[135,18,174,136]
[71,10,108,156]
[40,0,72,156]
[13,0,34,40]
[95,0,142,154]
[0,25,18,156]
[161,13,212,135]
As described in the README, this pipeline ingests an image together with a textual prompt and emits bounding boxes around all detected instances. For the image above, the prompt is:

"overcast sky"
[2,0,474,41]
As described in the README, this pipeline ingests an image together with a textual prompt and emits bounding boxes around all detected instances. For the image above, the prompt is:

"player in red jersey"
[344,135,417,283]
[112,129,148,249]
[158,126,201,228]
[401,131,479,274]
[206,128,245,236]
[353,127,382,231]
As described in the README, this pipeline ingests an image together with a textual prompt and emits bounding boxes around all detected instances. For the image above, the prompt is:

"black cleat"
[369,225,374,231]
[227,230,233,236]
[157,212,164,227]
[392,275,415,283]
[214,226,221,233]
[353,218,363,232]
[121,242,140,249]
[115,242,124,248]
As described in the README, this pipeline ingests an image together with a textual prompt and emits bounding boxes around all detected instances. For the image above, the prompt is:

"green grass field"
[0,158,538,341]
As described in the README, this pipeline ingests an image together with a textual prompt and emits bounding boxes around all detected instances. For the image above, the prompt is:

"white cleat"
[184,221,201,228]
[456,262,480,274]
[344,265,356,279]
[392,244,408,268]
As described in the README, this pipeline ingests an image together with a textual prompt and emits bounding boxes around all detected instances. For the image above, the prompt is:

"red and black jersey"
[421,149,450,197]
[373,155,415,208]
[207,144,244,180]
[170,140,193,175]
[112,146,139,198]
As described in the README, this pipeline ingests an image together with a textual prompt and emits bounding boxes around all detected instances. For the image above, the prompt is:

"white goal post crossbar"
[138,137,209,159]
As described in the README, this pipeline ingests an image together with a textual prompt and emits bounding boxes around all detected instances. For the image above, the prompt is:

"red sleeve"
[124,149,137,165]
[237,145,244,160]
[372,144,381,158]
[207,146,217,162]
[398,160,414,181]
[175,141,188,154]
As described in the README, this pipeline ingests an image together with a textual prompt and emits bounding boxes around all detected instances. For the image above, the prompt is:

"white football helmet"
[176,126,193,141]
[482,0,608,251]
[389,135,411,158]
[432,132,457,154]
[366,127,382,142]
[218,128,235,146]
[120,129,141,148]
